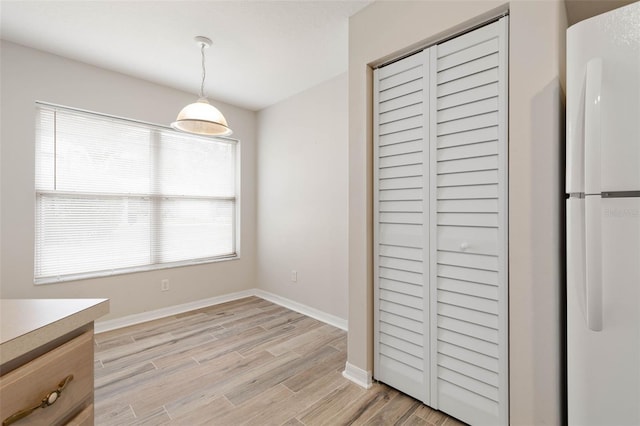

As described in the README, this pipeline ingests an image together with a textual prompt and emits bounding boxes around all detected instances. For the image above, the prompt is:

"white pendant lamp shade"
[172,36,233,137]
[171,98,232,136]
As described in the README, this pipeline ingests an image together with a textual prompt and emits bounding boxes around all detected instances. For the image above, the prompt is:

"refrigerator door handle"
[567,198,587,327]
[584,58,602,195]
[585,196,603,331]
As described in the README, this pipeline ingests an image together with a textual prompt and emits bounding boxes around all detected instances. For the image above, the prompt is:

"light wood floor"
[94,297,464,426]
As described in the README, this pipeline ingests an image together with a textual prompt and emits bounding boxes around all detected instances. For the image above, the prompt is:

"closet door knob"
[460,242,470,251]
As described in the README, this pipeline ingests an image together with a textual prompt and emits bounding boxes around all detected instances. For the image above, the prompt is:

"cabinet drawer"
[0,331,93,426]
[66,403,93,426]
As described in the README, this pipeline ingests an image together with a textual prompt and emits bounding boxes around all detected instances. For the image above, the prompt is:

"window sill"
[34,255,240,285]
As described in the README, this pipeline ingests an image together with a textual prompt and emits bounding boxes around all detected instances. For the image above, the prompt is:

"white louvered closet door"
[374,16,508,426]
[373,49,430,403]
[430,17,508,425]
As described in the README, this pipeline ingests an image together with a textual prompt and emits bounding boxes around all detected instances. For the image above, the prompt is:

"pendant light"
[171,36,232,136]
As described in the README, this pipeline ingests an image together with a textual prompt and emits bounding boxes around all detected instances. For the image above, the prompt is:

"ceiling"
[0,1,371,111]
[2,1,633,111]
[564,0,637,25]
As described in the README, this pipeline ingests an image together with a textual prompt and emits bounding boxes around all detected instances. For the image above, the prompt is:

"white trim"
[497,14,510,424]
[35,255,239,286]
[253,289,348,331]
[95,288,348,334]
[342,362,373,389]
[372,66,381,382]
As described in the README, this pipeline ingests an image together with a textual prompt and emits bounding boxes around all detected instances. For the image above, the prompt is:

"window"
[34,103,238,284]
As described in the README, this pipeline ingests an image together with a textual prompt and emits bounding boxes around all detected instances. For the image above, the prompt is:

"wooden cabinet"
[67,403,94,426]
[0,299,108,426]
[0,331,94,426]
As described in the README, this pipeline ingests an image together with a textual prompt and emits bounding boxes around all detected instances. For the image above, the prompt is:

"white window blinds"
[34,103,238,283]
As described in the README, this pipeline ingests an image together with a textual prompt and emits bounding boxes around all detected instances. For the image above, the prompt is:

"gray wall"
[347,1,567,424]
[256,74,349,321]
[0,41,258,320]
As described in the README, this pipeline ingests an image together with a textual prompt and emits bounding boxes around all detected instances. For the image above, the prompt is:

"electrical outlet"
[291,270,297,283]
[161,279,170,291]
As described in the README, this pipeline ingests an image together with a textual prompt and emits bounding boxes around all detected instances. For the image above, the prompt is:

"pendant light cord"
[200,43,206,98]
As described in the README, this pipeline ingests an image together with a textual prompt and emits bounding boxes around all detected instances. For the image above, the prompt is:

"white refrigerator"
[566,2,640,425]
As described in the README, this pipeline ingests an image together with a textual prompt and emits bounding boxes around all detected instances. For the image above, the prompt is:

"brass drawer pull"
[2,374,74,426]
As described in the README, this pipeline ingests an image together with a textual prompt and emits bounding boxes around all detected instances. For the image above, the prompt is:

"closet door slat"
[380,200,423,213]
[437,251,499,272]
[438,290,499,315]
[438,141,498,162]
[437,155,498,175]
[437,111,499,136]
[379,79,423,103]
[437,198,499,213]
[379,127,423,146]
[438,184,499,200]
[437,68,499,98]
[381,322,424,346]
[380,90,423,114]
[379,255,423,273]
[380,278,423,298]
[380,65,424,92]
[437,340,499,372]
[438,170,499,188]
[438,317,499,346]
[438,328,499,359]
[437,53,499,85]
[379,176,423,191]
[379,245,423,261]
[436,21,500,59]
[380,267,423,286]
[379,188,423,201]
[438,83,499,111]
[380,151,423,168]
[380,311,423,335]
[380,140,423,157]
[437,97,499,123]
[380,103,423,125]
[379,51,424,79]
[438,276,499,301]
[437,126,498,149]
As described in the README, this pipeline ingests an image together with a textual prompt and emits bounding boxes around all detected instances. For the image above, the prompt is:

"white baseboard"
[95,288,348,334]
[95,289,255,333]
[342,362,373,389]
[253,289,348,331]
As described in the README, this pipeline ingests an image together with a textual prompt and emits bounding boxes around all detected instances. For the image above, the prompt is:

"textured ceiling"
[0,1,371,111]
[565,0,637,25]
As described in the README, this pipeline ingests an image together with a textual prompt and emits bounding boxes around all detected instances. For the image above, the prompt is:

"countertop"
[0,299,109,366]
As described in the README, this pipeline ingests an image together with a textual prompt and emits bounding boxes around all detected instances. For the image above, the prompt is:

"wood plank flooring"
[94,297,464,426]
